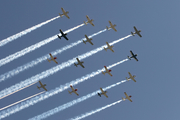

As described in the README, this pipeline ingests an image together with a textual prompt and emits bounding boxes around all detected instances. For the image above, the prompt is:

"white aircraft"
[98,88,108,98]
[122,92,132,102]
[102,66,112,76]
[37,81,47,91]
[59,7,70,19]
[74,58,85,68]
[47,53,58,64]
[83,35,93,45]
[84,15,94,26]
[68,85,79,96]
[106,21,117,32]
[126,72,136,82]
[131,26,142,37]
[104,42,114,52]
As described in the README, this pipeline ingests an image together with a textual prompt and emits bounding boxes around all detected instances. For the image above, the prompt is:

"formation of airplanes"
[40,7,142,102]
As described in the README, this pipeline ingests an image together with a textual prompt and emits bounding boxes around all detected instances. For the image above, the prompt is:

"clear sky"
[0,0,180,120]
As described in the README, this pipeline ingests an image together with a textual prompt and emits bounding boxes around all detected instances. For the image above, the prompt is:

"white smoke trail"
[0,91,45,111]
[69,100,122,120]
[0,81,38,100]
[0,29,107,82]
[0,35,131,100]
[29,80,127,120]
[0,16,60,47]
[0,59,128,119]
[0,23,84,67]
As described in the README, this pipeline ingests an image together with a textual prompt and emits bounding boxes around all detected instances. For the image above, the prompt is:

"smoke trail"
[0,16,59,47]
[69,100,122,120]
[0,91,45,111]
[0,59,128,119]
[0,81,38,100]
[0,34,131,100]
[0,23,84,67]
[0,29,107,82]
[29,80,127,120]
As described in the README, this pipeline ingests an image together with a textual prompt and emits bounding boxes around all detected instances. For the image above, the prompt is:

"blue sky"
[0,0,180,120]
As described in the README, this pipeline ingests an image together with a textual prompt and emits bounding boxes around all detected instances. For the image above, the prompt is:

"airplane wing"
[89,21,94,26]
[89,41,93,45]
[70,85,75,91]
[86,15,90,21]
[74,91,79,96]
[100,88,104,93]
[80,64,85,68]
[124,92,132,102]
[59,29,64,35]
[39,81,43,86]
[64,14,70,19]
[137,32,142,37]
[42,86,47,91]
[134,57,138,61]
[76,58,80,63]
[85,35,93,45]
[109,48,114,52]
[130,51,134,56]
[64,36,69,40]
[53,59,58,64]
[106,42,110,47]
[86,15,94,26]
[108,72,113,76]
[100,88,108,98]
[128,72,136,82]
[104,66,108,71]
[49,53,54,59]
[133,26,138,32]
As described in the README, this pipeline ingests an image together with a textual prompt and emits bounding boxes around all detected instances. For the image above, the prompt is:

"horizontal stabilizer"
[127,56,131,60]
[98,93,101,97]
[126,77,129,81]
[102,71,105,75]
[68,91,72,94]
[84,21,87,25]
[106,26,110,30]
[37,86,40,90]
[59,13,63,17]
[131,32,135,36]
[47,59,51,62]
[83,40,86,44]
[74,63,77,67]
[122,97,125,101]
[57,35,61,39]
[104,47,107,51]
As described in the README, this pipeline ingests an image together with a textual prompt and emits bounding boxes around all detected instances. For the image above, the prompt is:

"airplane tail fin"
[74,63,78,67]
[98,93,101,97]
[122,97,126,101]
[37,86,40,90]
[102,71,105,75]
[103,47,107,51]
[131,32,135,36]
[84,21,87,25]
[83,40,86,44]
[59,13,63,17]
[127,56,131,60]
[47,59,51,62]
[106,26,110,30]
[126,77,129,81]
[68,91,72,95]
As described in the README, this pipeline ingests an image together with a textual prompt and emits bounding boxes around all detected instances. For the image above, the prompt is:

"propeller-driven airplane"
[126,72,136,82]
[102,66,112,76]
[131,26,142,37]
[106,21,117,32]
[68,85,79,96]
[37,81,47,91]
[57,29,68,40]
[128,50,138,61]
[98,88,108,98]
[83,35,93,45]
[84,15,94,26]
[59,7,70,19]
[47,53,58,64]
[122,92,132,102]
[104,42,114,52]
[74,58,85,68]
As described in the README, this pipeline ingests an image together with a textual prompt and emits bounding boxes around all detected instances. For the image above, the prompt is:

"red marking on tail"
[109,70,111,72]
[75,89,78,91]
[54,57,57,59]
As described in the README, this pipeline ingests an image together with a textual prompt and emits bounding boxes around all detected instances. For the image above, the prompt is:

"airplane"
[83,35,93,45]
[126,72,136,82]
[37,81,47,91]
[106,21,117,32]
[47,53,58,64]
[68,85,79,96]
[104,42,114,52]
[98,88,108,98]
[122,92,132,102]
[127,50,138,61]
[84,15,94,26]
[74,58,85,68]
[102,66,112,76]
[59,7,70,19]
[131,26,142,37]
[57,29,68,40]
